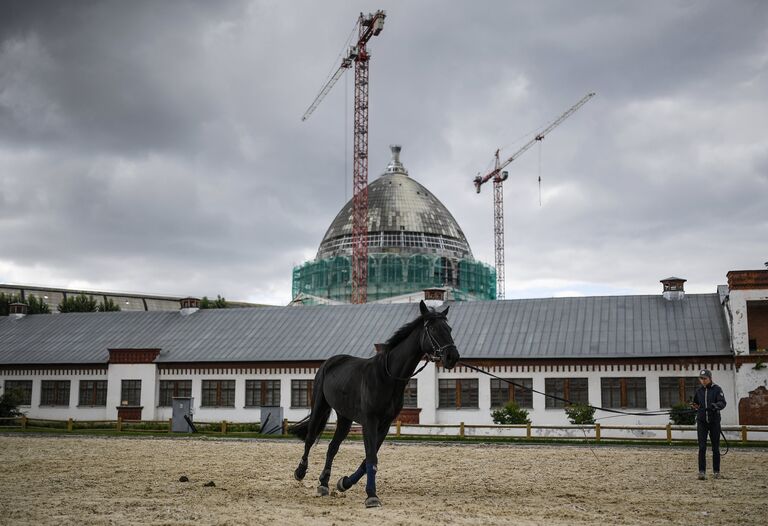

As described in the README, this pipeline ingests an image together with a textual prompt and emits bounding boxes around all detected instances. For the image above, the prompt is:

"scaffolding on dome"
[292,254,496,303]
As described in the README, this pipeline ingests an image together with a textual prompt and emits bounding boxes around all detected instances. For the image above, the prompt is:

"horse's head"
[419,300,460,370]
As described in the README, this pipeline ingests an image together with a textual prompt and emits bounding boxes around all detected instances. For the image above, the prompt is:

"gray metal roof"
[0,294,730,365]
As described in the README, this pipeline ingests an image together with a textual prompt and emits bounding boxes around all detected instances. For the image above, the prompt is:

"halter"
[384,315,456,381]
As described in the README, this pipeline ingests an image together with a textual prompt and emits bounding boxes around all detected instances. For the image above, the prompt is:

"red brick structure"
[727,270,768,290]
[108,348,160,364]
[738,386,768,425]
[116,406,143,421]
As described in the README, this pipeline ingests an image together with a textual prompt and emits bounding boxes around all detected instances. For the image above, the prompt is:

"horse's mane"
[382,315,424,352]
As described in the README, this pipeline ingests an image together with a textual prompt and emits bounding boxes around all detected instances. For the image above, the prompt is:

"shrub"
[26,295,51,314]
[0,391,22,418]
[669,402,696,425]
[491,401,531,425]
[97,298,121,312]
[564,403,596,425]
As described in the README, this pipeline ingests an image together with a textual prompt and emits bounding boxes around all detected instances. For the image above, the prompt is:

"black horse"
[289,300,460,507]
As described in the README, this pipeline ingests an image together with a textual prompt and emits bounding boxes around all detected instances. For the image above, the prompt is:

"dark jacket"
[692,383,726,423]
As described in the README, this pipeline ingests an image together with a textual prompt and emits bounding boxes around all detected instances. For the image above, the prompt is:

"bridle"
[384,315,456,381]
[421,316,457,363]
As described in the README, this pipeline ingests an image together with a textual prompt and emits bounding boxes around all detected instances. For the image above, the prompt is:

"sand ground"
[0,435,766,525]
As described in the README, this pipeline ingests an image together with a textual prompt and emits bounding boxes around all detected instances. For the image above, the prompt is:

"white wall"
[1,361,739,425]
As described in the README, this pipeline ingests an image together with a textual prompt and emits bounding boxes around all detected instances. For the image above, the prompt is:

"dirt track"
[1,435,766,525]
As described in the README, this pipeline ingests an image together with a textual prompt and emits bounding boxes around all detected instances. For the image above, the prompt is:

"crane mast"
[473,92,595,299]
[302,11,386,303]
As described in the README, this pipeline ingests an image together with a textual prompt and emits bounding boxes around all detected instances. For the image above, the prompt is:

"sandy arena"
[1,435,766,525]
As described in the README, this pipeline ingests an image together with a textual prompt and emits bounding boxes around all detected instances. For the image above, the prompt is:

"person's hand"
[690,402,700,410]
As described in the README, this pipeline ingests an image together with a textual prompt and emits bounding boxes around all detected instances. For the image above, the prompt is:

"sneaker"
[713,472,720,479]
[698,472,706,480]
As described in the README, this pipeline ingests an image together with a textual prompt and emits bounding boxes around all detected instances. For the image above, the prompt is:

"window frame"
[78,380,107,407]
[402,379,418,408]
[200,379,236,407]
[120,379,142,406]
[40,380,71,407]
[158,379,192,407]
[438,378,479,409]
[4,380,33,406]
[245,379,281,407]
[658,377,699,408]
[490,378,533,409]
[601,377,647,409]
[291,379,314,408]
[544,378,589,409]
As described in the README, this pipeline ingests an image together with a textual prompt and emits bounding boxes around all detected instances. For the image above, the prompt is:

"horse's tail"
[288,415,312,441]
[288,366,331,442]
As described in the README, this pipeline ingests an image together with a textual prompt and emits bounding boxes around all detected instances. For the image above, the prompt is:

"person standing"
[690,369,727,480]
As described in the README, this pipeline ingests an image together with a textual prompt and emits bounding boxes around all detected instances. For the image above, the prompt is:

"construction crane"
[473,92,595,300]
[302,10,386,304]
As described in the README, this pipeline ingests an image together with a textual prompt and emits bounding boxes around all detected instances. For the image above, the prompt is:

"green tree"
[0,292,22,316]
[58,294,99,313]
[26,295,51,314]
[200,295,228,309]
[0,390,22,418]
[491,401,531,425]
[97,298,121,312]
[669,402,696,425]
[564,403,596,425]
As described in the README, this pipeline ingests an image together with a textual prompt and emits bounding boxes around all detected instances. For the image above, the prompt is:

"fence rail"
[1,416,767,444]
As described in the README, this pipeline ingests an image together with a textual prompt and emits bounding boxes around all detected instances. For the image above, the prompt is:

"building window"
[490,378,533,408]
[245,380,281,407]
[78,380,107,406]
[4,380,32,405]
[40,380,70,406]
[291,380,314,408]
[659,377,699,408]
[601,378,646,409]
[201,380,235,407]
[545,378,589,409]
[121,380,142,406]
[438,379,478,408]
[403,379,418,408]
[158,380,192,407]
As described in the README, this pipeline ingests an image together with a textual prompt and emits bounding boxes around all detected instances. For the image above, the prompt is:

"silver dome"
[317,146,473,260]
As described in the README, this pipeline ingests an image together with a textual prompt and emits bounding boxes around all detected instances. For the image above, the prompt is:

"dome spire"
[385,144,408,176]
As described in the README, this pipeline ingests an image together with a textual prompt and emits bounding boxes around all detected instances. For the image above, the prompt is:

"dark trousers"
[697,419,721,473]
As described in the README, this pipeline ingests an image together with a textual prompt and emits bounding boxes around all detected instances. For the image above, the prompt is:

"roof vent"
[661,277,686,301]
[9,302,27,319]
[180,297,200,316]
[385,145,408,176]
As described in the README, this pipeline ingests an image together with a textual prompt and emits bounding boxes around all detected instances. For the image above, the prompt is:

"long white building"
[2,270,766,427]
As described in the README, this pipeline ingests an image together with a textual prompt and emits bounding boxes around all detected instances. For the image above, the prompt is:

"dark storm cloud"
[1,0,766,304]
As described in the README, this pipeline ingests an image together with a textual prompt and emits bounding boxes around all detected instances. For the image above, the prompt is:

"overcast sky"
[1,0,766,305]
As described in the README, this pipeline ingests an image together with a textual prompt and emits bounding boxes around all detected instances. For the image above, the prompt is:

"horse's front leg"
[361,418,382,507]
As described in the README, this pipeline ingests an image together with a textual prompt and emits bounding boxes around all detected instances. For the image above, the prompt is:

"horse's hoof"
[336,477,349,492]
[294,467,307,481]
[365,496,382,508]
[316,485,330,497]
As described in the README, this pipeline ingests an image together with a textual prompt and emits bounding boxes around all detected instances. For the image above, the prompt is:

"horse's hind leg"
[294,381,332,481]
[317,416,352,495]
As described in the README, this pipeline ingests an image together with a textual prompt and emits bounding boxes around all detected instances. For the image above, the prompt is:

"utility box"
[260,406,284,435]
[172,397,195,432]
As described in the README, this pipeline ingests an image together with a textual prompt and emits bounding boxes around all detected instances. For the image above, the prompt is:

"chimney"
[423,288,447,307]
[179,297,200,316]
[9,302,28,319]
[660,277,686,301]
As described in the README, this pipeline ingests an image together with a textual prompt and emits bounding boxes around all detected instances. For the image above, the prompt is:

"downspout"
[723,295,740,416]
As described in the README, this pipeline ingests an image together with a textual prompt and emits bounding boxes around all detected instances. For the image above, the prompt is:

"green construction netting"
[292,254,496,303]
